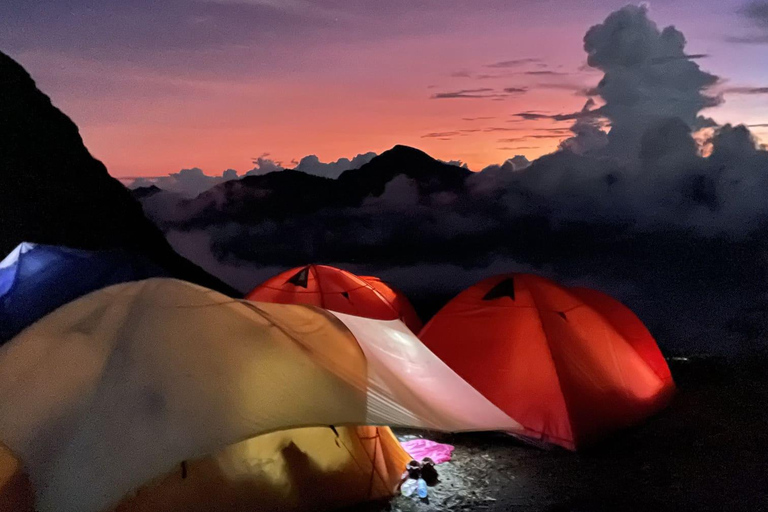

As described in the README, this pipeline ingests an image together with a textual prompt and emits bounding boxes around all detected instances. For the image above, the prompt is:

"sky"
[1,0,766,177]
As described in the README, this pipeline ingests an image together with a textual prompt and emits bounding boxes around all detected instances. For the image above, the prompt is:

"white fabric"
[0,279,520,512]
[333,312,522,432]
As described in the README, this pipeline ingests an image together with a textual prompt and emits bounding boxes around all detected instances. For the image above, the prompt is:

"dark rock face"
[0,51,236,296]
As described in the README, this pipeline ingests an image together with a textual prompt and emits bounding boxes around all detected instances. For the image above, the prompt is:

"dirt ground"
[349,357,768,512]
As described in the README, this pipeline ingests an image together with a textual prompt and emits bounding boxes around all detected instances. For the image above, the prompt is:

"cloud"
[422,132,461,138]
[724,86,768,95]
[649,53,709,64]
[582,4,721,155]
[294,152,376,179]
[728,1,768,43]
[136,5,768,357]
[503,87,527,93]
[485,58,541,68]
[430,88,504,99]
[479,155,531,173]
[129,167,240,197]
[524,70,569,76]
[245,156,284,176]
[462,116,495,121]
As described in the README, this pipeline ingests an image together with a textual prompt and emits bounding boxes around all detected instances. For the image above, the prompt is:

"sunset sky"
[1,0,766,177]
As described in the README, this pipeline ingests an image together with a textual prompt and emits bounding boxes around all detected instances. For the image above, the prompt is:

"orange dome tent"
[247,265,422,333]
[419,273,675,450]
[359,276,423,333]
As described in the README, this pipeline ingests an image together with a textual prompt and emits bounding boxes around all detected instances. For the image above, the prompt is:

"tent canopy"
[247,265,421,332]
[0,242,166,344]
[419,273,675,450]
[0,278,521,512]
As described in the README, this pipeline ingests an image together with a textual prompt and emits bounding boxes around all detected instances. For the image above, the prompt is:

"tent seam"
[525,278,577,447]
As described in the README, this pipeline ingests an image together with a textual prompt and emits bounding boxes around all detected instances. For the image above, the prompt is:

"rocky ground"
[348,357,768,512]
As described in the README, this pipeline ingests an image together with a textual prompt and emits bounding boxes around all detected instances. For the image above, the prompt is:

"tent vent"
[341,291,349,299]
[557,311,567,320]
[287,266,310,288]
[483,278,515,301]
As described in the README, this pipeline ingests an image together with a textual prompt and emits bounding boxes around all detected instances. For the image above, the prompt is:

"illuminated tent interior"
[0,278,522,512]
[419,273,676,450]
[247,265,423,333]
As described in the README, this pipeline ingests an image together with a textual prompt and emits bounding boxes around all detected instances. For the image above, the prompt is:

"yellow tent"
[1,427,409,512]
[0,279,522,512]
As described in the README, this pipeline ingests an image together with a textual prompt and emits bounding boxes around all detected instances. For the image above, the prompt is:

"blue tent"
[0,242,167,344]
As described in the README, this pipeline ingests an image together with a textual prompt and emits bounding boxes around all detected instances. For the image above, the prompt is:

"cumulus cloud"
[479,155,531,173]
[129,167,240,198]
[245,151,376,178]
[295,152,376,178]
[245,155,284,176]
[582,4,721,155]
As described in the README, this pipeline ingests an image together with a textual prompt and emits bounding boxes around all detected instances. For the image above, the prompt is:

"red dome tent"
[246,265,422,333]
[419,273,675,450]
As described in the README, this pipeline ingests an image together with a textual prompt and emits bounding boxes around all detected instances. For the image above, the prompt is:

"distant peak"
[383,145,433,159]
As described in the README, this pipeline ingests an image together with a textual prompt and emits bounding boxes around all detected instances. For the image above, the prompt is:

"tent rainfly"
[247,265,422,333]
[419,273,675,450]
[0,278,522,512]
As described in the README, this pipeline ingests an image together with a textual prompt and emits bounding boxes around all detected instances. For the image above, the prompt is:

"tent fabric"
[419,273,676,451]
[0,242,166,344]
[360,276,423,333]
[569,287,674,386]
[0,278,521,512]
[110,425,410,512]
[0,443,33,512]
[247,265,421,332]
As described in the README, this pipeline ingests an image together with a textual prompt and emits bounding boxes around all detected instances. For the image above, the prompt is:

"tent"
[359,276,423,333]
[419,273,675,450]
[112,425,411,512]
[0,426,409,512]
[0,278,522,512]
[247,265,422,333]
[0,242,166,344]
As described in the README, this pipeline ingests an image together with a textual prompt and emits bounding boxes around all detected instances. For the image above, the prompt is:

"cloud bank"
[136,5,768,357]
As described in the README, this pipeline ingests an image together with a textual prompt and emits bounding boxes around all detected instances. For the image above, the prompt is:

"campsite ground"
[351,357,768,512]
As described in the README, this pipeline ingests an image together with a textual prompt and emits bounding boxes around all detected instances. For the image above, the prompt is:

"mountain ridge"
[0,51,237,296]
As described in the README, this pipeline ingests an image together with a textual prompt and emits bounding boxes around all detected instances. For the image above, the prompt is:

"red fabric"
[419,274,675,450]
[246,265,421,332]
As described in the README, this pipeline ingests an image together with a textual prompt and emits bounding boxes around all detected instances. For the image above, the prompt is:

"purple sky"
[1,0,766,176]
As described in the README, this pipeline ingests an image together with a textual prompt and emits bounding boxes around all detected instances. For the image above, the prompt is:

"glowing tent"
[419,273,675,450]
[0,278,522,512]
[0,242,165,344]
[247,265,422,332]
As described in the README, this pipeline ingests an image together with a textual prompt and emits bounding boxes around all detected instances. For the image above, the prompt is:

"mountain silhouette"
[0,51,236,295]
[131,185,164,200]
[164,144,472,229]
[337,144,471,196]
